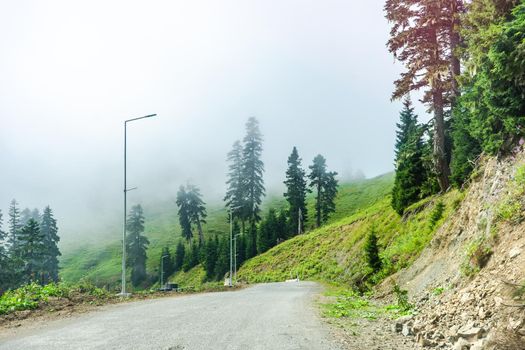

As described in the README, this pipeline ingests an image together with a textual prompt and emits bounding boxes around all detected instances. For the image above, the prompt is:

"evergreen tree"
[364,226,382,273]
[7,199,21,254]
[309,155,339,227]
[18,219,46,283]
[186,184,207,245]
[257,209,278,254]
[176,186,193,242]
[391,98,427,214]
[276,210,288,242]
[126,204,149,287]
[385,0,459,191]
[203,236,218,280]
[241,117,265,253]
[0,210,11,292]
[20,208,32,227]
[174,240,185,272]
[160,246,174,282]
[215,235,229,280]
[283,147,308,236]
[224,140,246,226]
[236,232,246,268]
[40,206,61,283]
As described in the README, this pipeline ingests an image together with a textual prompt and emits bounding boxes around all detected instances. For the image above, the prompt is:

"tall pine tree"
[309,155,339,227]
[18,219,46,284]
[284,147,308,236]
[40,206,61,283]
[224,140,246,227]
[391,98,427,215]
[241,117,265,258]
[126,204,149,287]
[176,186,193,242]
[385,0,458,192]
[7,199,21,255]
[186,184,207,245]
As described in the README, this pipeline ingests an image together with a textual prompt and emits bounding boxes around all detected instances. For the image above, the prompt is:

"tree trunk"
[316,182,321,228]
[449,0,461,105]
[197,221,204,245]
[433,87,451,192]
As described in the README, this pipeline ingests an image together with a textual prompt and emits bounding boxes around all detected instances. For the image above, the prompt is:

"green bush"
[429,201,445,228]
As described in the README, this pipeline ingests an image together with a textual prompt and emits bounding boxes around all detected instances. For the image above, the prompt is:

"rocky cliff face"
[384,153,525,349]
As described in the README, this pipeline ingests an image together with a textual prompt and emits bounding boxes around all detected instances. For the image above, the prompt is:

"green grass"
[0,282,109,315]
[237,188,462,289]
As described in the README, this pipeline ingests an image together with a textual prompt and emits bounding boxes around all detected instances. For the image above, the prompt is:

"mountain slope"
[60,173,394,288]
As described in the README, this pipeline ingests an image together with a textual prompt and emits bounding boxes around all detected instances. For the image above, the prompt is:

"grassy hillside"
[59,173,395,289]
[238,188,463,289]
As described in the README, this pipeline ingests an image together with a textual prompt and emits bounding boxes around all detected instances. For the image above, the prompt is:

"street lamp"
[229,205,242,287]
[119,114,157,297]
[160,254,169,289]
[233,233,240,284]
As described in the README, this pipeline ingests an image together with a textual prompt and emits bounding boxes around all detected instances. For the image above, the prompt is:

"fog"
[0,0,413,245]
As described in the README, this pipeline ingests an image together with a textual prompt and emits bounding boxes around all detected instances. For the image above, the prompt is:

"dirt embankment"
[379,154,525,349]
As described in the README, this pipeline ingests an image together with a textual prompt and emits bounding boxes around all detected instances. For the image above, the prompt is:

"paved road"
[0,282,342,350]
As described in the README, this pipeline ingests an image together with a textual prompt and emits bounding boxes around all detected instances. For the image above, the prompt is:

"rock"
[402,323,412,336]
[391,323,402,333]
[453,338,470,350]
[471,339,486,350]
[507,317,523,331]
[493,296,503,308]
[458,323,484,342]
[509,247,521,259]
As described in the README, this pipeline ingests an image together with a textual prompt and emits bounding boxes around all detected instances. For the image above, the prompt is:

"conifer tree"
[241,117,265,253]
[257,209,278,254]
[391,98,427,215]
[224,140,245,226]
[7,199,21,254]
[174,240,185,272]
[309,155,339,227]
[203,237,218,280]
[40,206,61,283]
[126,204,149,287]
[215,235,229,280]
[176,186,193,242]
[364,226,382,273]
[186,184,207,245]
[284,147,308,236]
[160,246,174,281]
[18,219,46,283]
[385,0,457,191]
[0,210,11,292]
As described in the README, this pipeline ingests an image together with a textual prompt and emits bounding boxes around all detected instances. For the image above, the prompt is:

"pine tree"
[322,171,338,223]
[176,186,193,242]
[385,0,457,192]
[40,206,61,283]
[241,117,265,254]
[257,209,278,254]
[186,184,207,245]
[364,226,382,273]
[18,219,46,283]
[160,246,174,282]
[126,204,149,287]
[7,199,21,254]
[224,140,246,226]
[0,210,11,292]
[309,155,339,227]
[203,236,218,280]
[391,98,427,215]
[276,211,288,242]
[174,240,185,272]
[284,147,309,236]
[215,235,229,280]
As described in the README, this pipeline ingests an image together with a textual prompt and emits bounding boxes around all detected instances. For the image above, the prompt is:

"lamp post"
[229,205,242,287]
[119,114,156,297]
[160,254,169,289]
[233,233,240,284]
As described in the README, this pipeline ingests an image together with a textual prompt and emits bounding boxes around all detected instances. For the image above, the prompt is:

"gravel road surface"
[0,282,342,350]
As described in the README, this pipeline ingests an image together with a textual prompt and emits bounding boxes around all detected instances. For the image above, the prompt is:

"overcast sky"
[0,0,419,242]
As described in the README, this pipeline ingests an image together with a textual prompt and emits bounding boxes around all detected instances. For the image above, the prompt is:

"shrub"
[364,227,382,273]
[393,284,412,312]
[429,201,445,228]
